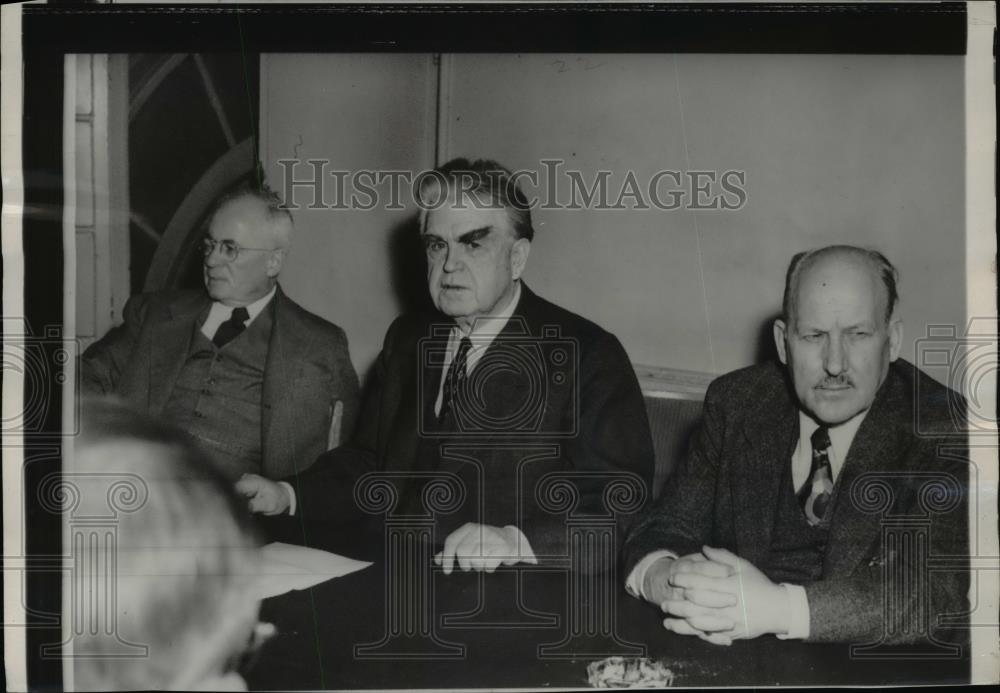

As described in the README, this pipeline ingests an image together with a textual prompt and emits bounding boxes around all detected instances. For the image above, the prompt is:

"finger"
[234,475,259,497]
[662,617,704,638]
[247,494,268,514]
[686,560,736,579]
[663,586,685,602]
[660,598,717,619]
[441,525,474,575]
[702,545,741,570]
[483,556,503,573]
[698,631,734,646]
[455,534,481,572]
[434,552,443,566]
[670,572,729,593]
[683,588,738,608]
[686,613,737,633]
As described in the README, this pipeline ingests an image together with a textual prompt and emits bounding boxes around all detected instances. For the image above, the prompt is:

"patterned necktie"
[799,426,835,526]
[439,337,472,422]
[212,306,250,348]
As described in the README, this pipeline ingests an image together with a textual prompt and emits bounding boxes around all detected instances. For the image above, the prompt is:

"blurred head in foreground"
[72,399,261,691]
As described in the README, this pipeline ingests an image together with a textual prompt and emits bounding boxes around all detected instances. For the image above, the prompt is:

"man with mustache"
[82,183,360,483]
[623,245,968,646]
[239,158,655,571]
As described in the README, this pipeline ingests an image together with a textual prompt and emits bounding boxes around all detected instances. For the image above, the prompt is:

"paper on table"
[252,542,373,600]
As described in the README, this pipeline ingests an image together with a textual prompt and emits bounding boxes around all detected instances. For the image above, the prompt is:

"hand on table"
[642,551,738,645]
[434,522,538,574]
[235,473,292,515]
[660,545,791,645]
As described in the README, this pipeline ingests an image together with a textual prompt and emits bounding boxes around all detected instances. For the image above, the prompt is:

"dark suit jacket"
[295,284,655,560]
[623,359,969,644]
[81,285,360,479]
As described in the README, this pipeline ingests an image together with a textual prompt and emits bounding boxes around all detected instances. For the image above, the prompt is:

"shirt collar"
[241,285,278,323]
[453,281,522,340]
[209,285,276,325]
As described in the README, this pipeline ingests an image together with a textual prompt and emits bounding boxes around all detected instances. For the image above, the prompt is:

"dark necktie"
[212,306,250,348]
[439,337,472,422]
[799,426,835,525]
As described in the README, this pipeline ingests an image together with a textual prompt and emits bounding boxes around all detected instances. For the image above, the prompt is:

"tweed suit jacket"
[294,284,656,561]
[81,285,360,479]
[623,359,969,644]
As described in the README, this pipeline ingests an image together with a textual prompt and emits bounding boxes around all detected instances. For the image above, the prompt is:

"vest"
[764,459,832,584]
[163,302,274,480]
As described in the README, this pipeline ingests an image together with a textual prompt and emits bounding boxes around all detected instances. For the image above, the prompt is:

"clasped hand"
[645,545,789,645]
[434,522,537,574]
[235,473,291,515]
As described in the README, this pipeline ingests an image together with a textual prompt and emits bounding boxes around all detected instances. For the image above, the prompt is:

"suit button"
[194,411,204,418]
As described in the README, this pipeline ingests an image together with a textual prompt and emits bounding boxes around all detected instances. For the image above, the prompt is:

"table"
[245,527,970,689]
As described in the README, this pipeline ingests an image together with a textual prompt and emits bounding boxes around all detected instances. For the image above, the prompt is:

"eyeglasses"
[202,238,279,262]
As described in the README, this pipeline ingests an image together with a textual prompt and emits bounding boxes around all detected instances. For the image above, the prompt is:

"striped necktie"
[439,337,472,423]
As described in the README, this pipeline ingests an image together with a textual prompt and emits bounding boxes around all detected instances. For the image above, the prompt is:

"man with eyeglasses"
[82,183,360,483]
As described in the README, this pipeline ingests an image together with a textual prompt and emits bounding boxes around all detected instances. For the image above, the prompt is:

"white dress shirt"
[625,407,868,640]
[200,286,277,340]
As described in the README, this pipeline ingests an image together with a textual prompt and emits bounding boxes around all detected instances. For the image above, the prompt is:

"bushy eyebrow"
[457,226,492,244]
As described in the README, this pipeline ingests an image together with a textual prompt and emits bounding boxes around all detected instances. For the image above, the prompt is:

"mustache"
[816,375,854,389]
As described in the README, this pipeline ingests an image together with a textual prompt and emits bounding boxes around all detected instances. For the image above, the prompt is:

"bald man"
[82,183,360,482]
[623,245,968,647]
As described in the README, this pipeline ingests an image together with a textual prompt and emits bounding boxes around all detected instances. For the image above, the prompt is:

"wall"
[261,53,437,378]
[262,53,965,382]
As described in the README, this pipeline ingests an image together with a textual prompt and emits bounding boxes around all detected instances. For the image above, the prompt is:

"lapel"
[734,365,799,567]
[458,284,534,443]
[822,367,912,577]
[261,286,308,456]
[147,293,209,414]
[383,312,448,475]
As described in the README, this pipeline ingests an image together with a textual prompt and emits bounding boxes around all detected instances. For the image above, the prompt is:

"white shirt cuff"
[277,481,297,516]
[775,583,810,640]
[625,549,678,600]
[502,525,538,564]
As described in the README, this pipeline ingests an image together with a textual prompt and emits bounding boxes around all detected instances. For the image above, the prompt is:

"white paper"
[252,542,373,600]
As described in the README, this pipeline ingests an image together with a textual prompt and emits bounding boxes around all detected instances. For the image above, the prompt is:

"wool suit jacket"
[623,359,969,644]
[81,285,360,479]
[294,284,656,561]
